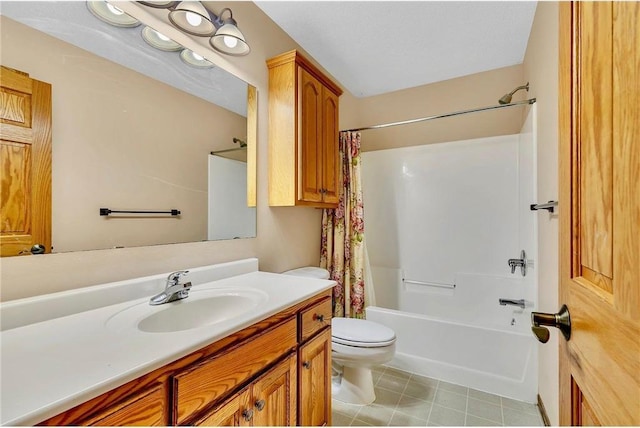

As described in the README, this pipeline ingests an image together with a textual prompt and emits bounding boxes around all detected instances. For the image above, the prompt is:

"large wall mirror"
[0,1,257,254]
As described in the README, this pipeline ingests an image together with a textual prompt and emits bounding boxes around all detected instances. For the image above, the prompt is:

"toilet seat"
[332,318,396,348]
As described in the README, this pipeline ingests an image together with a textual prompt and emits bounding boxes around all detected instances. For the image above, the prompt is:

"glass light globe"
[223,36,238,48]
[106,3,124,15]
[185,11,202,27]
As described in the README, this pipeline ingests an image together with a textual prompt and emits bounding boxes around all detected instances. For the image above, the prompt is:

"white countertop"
[0,259,334,426]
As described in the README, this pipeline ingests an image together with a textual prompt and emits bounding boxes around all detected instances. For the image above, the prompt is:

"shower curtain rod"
[341,98,536,133]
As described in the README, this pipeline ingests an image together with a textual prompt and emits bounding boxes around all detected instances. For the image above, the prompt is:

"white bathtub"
[366,269,538,403]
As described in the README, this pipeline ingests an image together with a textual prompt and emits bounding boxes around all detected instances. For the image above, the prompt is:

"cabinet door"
[298,68,323,203]
[195,388,252,427]
[252,355,297,426]
[298,329,332,426]
[321,88,340,205]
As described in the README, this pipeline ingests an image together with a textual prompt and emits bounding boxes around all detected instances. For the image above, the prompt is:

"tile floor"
[332,366,544,426]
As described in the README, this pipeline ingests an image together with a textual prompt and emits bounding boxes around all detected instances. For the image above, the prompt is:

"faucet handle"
[167,270,189,283]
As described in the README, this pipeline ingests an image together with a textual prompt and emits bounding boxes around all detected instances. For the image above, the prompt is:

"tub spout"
[499,298,526,309]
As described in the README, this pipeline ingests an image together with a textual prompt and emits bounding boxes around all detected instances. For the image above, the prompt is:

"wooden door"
[0,66,52,257]
[558,2,639,425]
[321,88,340,205]
[251,355,297,426]
[195,388,251,427]
[298,329,332,426]
[298,67,323,203]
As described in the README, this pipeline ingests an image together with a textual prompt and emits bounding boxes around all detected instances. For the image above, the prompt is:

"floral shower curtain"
[320,131,368,318]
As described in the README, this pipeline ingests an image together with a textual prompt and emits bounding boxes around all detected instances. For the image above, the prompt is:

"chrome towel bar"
[403,279,456,289]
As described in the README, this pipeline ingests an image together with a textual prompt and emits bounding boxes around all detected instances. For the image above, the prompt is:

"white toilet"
[283,267,396,405]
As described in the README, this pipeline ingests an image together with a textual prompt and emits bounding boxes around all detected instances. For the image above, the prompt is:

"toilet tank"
[282,267,330,280]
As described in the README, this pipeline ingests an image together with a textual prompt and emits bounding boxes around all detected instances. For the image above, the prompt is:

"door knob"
[531,304,571,343]
[255,399,266,411]
[31,244,46,254]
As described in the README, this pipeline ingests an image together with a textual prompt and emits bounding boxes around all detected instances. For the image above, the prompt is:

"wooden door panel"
[577,2,613,281]
[611,1,640,318]
[560,2,640,425]
[1,141,31,232]
[298,68,323,203]
[252,355,296,427]
[0,67,51,257]
[322,89,340,205]
[195,388,251,427]
[298,329,331,426]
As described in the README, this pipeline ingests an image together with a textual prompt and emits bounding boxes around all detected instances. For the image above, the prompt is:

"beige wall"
[353,64,526,152]
[523,2,560,425]
[1,17,247,254]
[0,2,339,301]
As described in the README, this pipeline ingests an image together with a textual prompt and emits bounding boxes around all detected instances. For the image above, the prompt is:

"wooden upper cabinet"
[267,50,342,208]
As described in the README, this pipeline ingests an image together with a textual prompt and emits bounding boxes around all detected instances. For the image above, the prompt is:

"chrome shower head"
[499,82,529,104]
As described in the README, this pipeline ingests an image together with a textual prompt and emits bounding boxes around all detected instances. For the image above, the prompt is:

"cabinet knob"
[313,314,324,323]
[242,409,254,421]
[302,361,311,369]
[255,399,266,411]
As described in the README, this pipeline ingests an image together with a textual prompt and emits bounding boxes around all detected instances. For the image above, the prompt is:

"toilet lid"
[332,318,396,347]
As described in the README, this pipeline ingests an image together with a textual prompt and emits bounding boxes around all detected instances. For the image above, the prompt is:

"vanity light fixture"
[141,26,182,51]
[209,8,250,56]
[87,0,140,28]
[180,49,215,69]
[137,1,250,56]
[168,1,216,37]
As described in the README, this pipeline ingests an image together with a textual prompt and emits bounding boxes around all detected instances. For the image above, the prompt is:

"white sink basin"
[106,287,269,333]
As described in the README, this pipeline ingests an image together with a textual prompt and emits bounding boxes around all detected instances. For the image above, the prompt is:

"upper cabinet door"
[0,66,52,257]
[321,88,340,205]
[299,68,323,203]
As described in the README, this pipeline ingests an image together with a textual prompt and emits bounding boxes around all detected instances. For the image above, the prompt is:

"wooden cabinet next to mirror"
[267,50,342,208]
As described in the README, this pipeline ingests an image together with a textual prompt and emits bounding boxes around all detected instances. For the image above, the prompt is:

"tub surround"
[0,258,335,426]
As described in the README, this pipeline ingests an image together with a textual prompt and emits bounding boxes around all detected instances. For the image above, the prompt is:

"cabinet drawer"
[82,383,166,426]
[300,298,332,342]
[173,317,297,424]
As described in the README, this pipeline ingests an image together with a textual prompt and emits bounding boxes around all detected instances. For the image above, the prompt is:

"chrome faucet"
[149,270,192,305]
[499,298,526,309]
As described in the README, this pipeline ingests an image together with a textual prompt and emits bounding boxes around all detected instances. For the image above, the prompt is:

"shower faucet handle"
[507,250,527,276]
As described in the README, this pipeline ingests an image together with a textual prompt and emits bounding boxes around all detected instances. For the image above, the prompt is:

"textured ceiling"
[255,1,537,97]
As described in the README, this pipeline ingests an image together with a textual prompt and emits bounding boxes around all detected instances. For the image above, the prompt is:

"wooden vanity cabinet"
[267,50,342,208]
[38,289,332,427]
[194,354,297,427]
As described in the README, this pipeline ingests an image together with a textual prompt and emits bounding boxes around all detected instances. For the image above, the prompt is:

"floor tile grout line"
[425,380,439,424]
[500,397,505,426]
